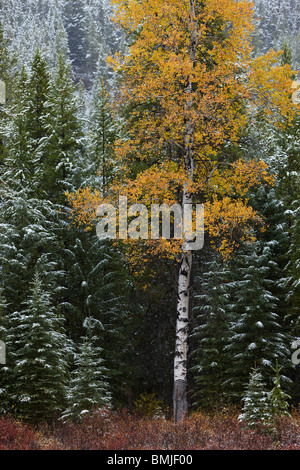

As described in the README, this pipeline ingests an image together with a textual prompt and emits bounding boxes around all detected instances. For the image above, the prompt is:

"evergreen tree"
[0,289,6,347]
[268,360,291,419]
[12,273,71,424]
[0,187,65,312]
[61,231,136,406]
[84,1,106,74]
[62,316,110,422]
[0,20,13,87]
[54,16,70,66]
[4,49,84,202]
[84,0,124,78]
[46,53,84,204]
[253,0,300,69]
[283,115,300,338]
[191,256,230,410]
[239,367,272,429]
[223,242,290,402]
[45,0,70,68]
[0,0,69,71]
[0,289,8,410]
[240,67,300,404]
[260,102,300,405]
[0,187,67,417]
[285,206,300,335]
[85,77,117,194]
[0,19,16,166]
[24,49,52,198]
[2,67,38,191]
[95,0,124,55]
[26,49,51,147]
[0,288,19,414]
[63,0,87,72]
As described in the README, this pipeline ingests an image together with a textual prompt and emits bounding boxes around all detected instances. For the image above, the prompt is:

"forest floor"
[0,407,299,450]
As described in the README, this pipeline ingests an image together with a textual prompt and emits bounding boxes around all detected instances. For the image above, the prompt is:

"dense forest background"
[0,0,299,423]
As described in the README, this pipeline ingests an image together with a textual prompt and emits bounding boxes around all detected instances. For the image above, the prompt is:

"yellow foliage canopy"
[68,0,296,270]
[67,158,273,264]
[109,0,296,162]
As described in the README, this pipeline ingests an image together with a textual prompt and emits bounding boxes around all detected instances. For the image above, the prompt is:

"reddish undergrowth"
[0,407,299,450]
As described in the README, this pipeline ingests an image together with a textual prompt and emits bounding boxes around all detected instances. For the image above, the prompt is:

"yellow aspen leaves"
[68,0,297,269]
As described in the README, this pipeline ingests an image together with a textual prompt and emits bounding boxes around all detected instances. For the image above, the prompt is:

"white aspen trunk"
[173,0,198,423]
[173,229,193,423]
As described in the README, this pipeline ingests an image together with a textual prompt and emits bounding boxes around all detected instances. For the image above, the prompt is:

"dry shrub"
[0,407,299,450]
[0,415,40,450]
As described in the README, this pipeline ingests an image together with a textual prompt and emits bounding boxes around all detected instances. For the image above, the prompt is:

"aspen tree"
[69,0,296,421]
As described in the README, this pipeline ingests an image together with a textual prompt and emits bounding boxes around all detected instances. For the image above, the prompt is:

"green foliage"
[239,361,292,433]
[281,41,293,67]
[0,20,17,165]
[11,273,71,424]
[239,368,273,429]
[133,392,166,418]
[45,53,84,204]
[62,316,111,422]
[268,360,291,419]
[26,49,51,149]
[86,78,118,194]
[191,255,231,410]
[223,241,290,401]
[3,67,37,190]
[63,0,87,70]
[0,189,63,313]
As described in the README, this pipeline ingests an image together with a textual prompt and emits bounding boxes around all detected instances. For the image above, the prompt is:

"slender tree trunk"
[173,0,198,423]
[174,246,193,422]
